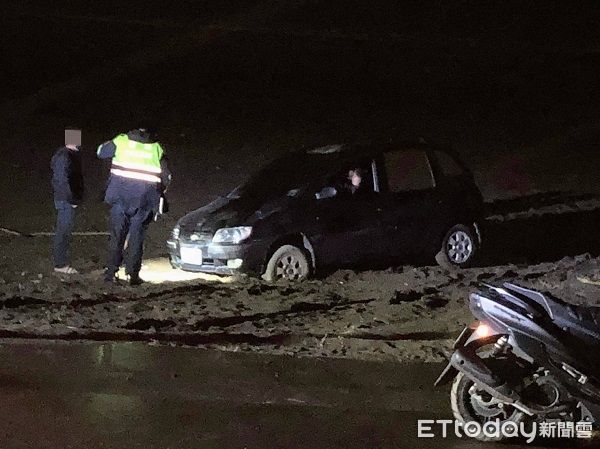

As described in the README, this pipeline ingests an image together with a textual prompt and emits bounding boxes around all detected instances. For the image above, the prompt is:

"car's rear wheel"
[262,245,310,282]
[436,224,477,268]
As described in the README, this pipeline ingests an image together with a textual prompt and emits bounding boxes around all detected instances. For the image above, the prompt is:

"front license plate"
[180,246,203,265]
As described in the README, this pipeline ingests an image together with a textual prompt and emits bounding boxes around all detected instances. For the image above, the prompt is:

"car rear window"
[434,150,464,176]
[383,149,435,192]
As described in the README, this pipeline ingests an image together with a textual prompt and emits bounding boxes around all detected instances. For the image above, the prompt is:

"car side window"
[383,149,435,192]
[434,150,464,177]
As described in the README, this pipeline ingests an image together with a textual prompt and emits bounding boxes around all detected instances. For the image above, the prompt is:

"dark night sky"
[2,0,600,226]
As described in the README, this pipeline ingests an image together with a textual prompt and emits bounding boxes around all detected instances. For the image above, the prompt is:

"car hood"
[177,195,286,234]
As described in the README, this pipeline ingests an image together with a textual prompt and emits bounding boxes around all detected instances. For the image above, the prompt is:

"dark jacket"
[51,147,84,204]
[97,129,172,211]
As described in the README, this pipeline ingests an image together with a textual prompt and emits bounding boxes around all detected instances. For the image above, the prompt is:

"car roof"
[255,141,468,185]
[303,141,431,159]
[303,141,467,166]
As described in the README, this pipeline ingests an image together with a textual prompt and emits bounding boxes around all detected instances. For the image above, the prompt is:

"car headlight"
[212,226,252,244]
[171,224,180,240]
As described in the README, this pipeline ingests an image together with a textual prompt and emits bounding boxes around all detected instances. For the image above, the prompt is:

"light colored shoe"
[54,266,79,275]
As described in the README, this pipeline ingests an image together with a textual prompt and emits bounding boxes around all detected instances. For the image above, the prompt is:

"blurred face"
[348,169,362,187]
[65,128,81,149]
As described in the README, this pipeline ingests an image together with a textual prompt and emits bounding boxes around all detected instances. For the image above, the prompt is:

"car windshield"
[228,152,336,201]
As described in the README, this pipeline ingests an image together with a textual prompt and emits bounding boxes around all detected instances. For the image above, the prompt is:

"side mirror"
[315,186,337,200]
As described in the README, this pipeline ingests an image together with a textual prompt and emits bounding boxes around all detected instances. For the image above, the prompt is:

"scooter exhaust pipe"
[450,347,518,400]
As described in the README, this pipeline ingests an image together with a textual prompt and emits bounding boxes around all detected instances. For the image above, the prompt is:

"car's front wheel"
[436,224,478,268]
[262,244,310,282]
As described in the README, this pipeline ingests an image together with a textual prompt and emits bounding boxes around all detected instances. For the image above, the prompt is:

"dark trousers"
[53,200,76,267]
[106,202,154,278]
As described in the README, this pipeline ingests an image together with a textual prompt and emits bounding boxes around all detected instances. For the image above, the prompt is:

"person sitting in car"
[345,167,363,194]
[333,167,366,197]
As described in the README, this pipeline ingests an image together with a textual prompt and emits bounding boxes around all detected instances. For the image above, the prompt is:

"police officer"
[97,126,172,285]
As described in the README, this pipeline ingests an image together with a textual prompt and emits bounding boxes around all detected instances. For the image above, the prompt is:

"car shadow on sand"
[478,191,600,266]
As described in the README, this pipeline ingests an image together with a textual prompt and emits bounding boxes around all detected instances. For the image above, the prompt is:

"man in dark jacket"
[51,128,84,274]
[97,126,171,285]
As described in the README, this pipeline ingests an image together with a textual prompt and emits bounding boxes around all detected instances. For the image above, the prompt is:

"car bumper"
[166,237,267,277]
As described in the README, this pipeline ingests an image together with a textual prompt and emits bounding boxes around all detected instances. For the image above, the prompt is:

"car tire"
[436,224,477,269]
[262,245,310,282]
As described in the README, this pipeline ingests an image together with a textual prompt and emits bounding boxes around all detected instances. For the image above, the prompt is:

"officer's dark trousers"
[106,202,154,278]
[53,200,76,268]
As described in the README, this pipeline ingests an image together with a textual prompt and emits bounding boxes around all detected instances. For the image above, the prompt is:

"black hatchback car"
[167,143,484,280]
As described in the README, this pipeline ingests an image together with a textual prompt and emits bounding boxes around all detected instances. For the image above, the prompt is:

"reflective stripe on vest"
[111,160,162,173]
[110,168,161,183]
[110,134,163,183]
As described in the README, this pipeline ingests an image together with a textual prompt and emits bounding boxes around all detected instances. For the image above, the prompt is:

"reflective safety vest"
[108,134,163,183]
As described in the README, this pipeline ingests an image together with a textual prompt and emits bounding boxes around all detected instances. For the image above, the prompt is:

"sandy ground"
[2,205,600,364]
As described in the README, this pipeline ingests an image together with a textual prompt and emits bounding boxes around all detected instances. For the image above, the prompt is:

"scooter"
[435,282,600,442]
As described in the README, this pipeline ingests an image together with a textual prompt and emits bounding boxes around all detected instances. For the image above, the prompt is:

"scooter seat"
[502,283,600,343]
[550,301,600,343]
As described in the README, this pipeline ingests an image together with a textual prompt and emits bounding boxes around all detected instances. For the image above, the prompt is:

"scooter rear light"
[475,323,491,338]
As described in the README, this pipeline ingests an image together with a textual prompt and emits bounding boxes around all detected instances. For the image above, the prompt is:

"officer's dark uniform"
[51,146,83,268]
[97,129,171,284]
